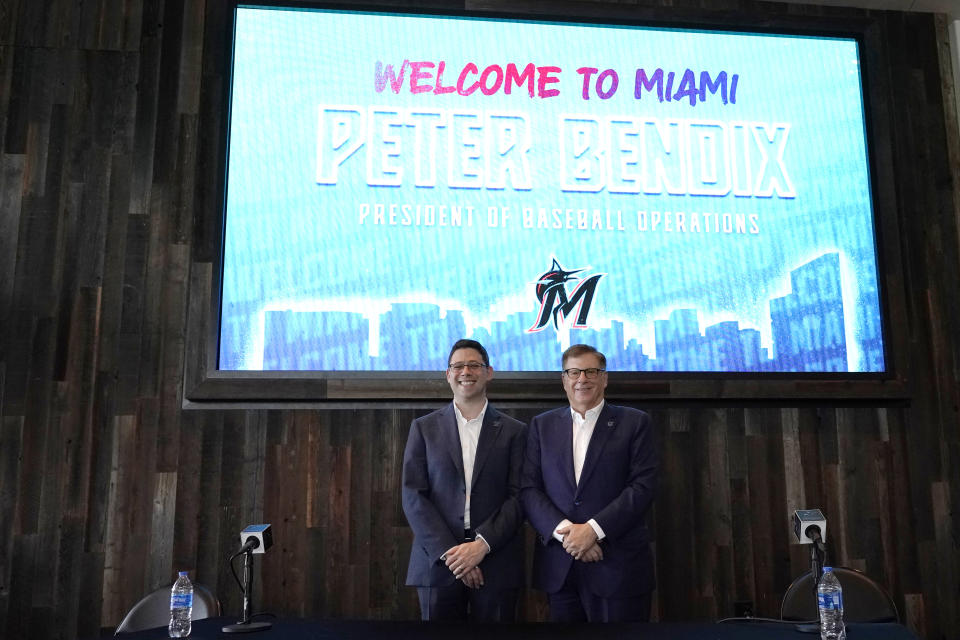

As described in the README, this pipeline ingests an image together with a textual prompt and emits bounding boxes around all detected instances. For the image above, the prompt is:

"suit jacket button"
[574,500,582,506]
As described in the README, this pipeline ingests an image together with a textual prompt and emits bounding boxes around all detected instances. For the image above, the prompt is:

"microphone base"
[222,621,273,633]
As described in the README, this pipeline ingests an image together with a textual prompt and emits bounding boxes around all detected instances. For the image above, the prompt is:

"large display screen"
[218,4,886,373]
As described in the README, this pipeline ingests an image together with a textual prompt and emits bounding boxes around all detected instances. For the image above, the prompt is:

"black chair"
[781,567,898,623]
[115,582,221,634]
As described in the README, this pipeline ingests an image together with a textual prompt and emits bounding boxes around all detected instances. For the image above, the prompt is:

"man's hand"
[557,523,598,559]
[460,566,485,589]
[577,542,604,563]
[443,540,489,579]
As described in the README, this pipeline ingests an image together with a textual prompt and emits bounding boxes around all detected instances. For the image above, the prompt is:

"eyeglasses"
[448,361,487,372]
[562,367,605,379]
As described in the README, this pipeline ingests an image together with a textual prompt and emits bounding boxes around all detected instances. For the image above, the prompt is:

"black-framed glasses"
[562,367,605,379]
[448,361,487,372]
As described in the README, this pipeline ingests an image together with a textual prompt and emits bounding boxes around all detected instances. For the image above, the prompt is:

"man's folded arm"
[474,423,527,551]
[592,414,658,540]
[520,419,567,542]
[401,419,461,561]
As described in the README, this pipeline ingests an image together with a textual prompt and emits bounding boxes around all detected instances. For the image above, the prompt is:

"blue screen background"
[219,6,884,373]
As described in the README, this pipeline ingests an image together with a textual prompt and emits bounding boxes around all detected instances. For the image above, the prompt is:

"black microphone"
[236,536,261,555]
[793,509,827,544]
[232,524,273,557]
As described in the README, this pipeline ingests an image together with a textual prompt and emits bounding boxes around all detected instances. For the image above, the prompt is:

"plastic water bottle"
[817,567,846,640]
[168,571,193,637]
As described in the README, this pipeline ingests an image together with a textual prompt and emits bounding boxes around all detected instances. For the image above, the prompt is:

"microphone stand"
[795,536,825,634]
[809,536,825,595]
[223,548,272,633]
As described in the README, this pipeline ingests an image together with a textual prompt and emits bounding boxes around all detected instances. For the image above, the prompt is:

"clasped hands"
[443,539,488,589]
[557,523,603,563]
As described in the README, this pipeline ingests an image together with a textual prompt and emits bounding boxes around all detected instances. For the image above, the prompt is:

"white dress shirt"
[572,402,602,484]
[554,400,607,543]
[454,401,486,531]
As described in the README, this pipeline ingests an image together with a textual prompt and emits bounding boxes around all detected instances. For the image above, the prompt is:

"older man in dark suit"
[402,339,527,621]
[521,344,659,622]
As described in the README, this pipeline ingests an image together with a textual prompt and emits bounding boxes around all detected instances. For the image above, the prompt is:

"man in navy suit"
[521,344,658,622]
[402,339,527,621]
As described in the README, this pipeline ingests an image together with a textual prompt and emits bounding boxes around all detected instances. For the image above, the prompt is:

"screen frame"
[183,0,909,407]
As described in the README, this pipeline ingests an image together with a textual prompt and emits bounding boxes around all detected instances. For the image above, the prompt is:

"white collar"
[570,400,605,422]
[454,399,488,424]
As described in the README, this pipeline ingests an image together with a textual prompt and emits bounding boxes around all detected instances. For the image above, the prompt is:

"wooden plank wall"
[0,1,958,639]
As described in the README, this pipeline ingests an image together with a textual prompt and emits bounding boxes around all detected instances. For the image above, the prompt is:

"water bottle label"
[817,592,843,610]
[171,592,193,608]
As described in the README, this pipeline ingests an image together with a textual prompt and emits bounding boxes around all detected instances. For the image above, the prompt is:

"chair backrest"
[115,582,221,634]
[780,567,898,623]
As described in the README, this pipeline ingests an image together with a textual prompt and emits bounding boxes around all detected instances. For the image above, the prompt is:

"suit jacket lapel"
[577,403,616,490]
[471,407,502,487]
[551,410,577,490]
[441,403,465,486]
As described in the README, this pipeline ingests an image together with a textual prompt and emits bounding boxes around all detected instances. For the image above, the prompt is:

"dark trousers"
[417,583,519,622]
[548,561,652,623]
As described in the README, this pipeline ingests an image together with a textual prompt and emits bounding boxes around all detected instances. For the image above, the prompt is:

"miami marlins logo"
[527,259,604,333]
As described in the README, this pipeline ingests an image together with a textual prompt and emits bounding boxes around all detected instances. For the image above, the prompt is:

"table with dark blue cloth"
[106,616,920,640]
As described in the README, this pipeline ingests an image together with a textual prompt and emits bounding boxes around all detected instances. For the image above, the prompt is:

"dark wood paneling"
[0,2,959,639]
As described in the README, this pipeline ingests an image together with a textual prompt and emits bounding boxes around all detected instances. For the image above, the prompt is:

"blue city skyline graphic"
[224,252,884,373]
